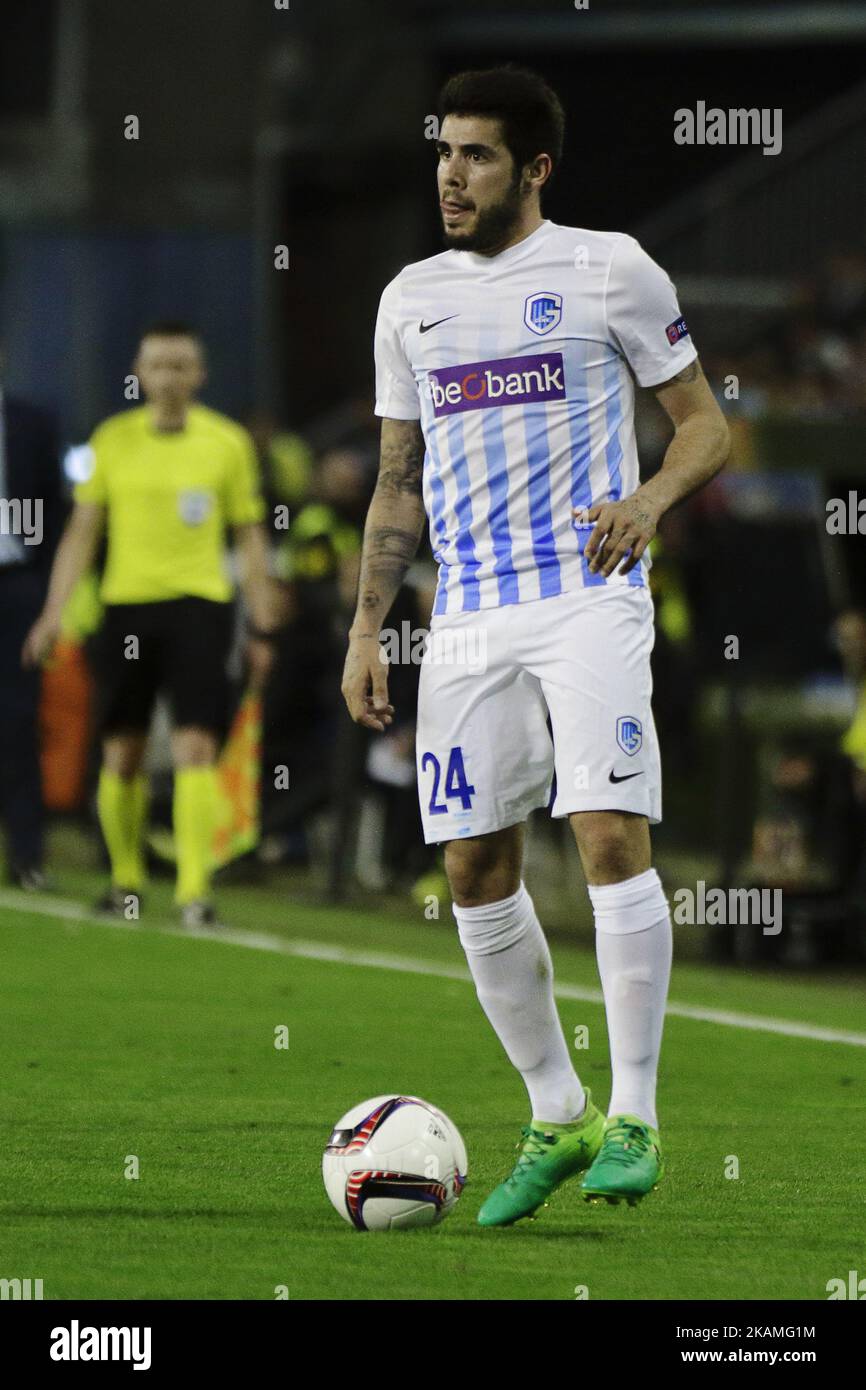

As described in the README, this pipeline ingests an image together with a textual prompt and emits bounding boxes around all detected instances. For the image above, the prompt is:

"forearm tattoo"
[376,419,426,497]
[667,360,700,385]
[356,421,426,626]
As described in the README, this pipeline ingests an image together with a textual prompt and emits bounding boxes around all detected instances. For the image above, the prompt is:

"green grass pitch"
[2,873,864,1300]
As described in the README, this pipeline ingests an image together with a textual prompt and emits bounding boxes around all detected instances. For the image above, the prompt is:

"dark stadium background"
[1,1,863,425]
[2,0,866,961]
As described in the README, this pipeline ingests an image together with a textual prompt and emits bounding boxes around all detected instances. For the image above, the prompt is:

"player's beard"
[441,174,525,254]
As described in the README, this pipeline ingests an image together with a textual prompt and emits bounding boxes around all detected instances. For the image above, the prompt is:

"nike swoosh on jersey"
[608,770,644,783]
[419,315,459,334]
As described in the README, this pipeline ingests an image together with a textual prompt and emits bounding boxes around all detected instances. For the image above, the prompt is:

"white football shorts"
[414,584,661,844]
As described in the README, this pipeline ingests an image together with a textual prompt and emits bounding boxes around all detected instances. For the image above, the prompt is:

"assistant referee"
[22,322,278,927]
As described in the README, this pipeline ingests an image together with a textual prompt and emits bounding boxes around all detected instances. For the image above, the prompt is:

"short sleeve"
[605,235,698,389]
[73,430,108,506]
[225,428,265,527]
[374,276,421,420]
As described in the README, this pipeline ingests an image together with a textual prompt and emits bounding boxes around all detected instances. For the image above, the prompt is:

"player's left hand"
[577,492,663,577]
[245,636,275,691]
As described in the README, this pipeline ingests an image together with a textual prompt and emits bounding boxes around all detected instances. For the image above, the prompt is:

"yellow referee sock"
[173,765,217,905]
[97,770,149,890]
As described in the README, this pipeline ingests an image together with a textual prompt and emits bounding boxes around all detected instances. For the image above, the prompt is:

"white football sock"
[453,882,586,1126]
[588,867,671,1131]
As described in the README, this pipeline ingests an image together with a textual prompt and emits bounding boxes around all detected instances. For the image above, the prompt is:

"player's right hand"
[21,613,61,669]
[341,633,395,733]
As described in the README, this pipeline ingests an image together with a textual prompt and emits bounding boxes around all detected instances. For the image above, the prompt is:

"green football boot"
[580,1114,664,1207]
[477,1090,606,1227]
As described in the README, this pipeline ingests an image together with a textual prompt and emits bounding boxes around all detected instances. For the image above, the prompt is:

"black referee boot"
[9,864,54,893]
[180,900,224,929]
[95,886,143,920]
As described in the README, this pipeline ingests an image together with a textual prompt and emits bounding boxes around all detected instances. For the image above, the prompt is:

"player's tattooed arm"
[662,360,700,386]
[342,418,427,731]
[580,356,730,577]
[375,416,426,500]
[354,418,427,632]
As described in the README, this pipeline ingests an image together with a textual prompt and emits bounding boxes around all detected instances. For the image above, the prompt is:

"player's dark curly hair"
[437,65,565,184]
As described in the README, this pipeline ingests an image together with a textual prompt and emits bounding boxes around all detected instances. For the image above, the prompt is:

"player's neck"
[474,210,546,259]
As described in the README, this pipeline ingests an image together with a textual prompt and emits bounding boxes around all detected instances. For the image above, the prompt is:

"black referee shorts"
[94,597,233,736]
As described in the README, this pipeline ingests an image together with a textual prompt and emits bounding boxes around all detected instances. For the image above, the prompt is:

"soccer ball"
[322,1094,468,1231]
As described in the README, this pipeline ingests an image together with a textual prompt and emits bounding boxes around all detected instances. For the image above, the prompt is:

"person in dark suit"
[0,363,64,888]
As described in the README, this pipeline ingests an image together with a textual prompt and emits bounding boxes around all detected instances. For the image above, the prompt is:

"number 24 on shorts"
[421,747,476,815]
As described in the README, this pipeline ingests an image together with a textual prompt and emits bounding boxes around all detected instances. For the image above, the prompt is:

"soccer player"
[22,322,277,927]
[342,68,729,1223]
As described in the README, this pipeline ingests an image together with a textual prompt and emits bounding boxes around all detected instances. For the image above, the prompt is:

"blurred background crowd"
[2,0,866,967]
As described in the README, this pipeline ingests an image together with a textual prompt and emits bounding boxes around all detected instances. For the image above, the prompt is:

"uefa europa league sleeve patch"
[665,316,689,345]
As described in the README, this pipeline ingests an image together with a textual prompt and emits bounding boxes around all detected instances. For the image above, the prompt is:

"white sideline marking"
[2,889,866,1048]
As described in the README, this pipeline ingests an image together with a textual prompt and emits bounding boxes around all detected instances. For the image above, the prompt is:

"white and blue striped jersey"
[374,219,697,615]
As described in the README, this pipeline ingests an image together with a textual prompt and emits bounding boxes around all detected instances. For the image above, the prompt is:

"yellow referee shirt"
[75,404,265,604]
[841,681,866,773]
